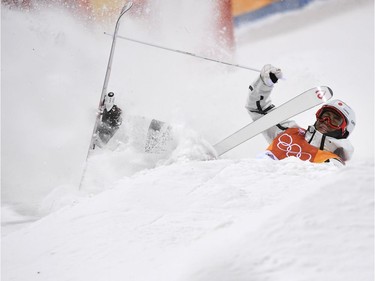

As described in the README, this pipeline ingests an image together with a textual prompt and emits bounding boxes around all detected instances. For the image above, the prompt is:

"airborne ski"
[214,86,333,156]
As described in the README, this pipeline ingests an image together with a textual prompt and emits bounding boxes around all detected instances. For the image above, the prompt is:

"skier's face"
[315,109,345,134]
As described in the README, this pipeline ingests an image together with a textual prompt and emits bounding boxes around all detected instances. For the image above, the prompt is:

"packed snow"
[2,0,374,280]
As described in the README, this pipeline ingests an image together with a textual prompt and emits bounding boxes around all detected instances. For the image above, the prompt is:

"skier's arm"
[245,64,297,143]
[245,65,277,120]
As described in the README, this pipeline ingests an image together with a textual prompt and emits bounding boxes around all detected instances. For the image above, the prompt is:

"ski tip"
[323,86,333,100]
[122,2,133,13]
[327,86,333,96]
[315,86,333,102]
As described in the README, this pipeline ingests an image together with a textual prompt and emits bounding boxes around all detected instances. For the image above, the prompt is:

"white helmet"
[315,99,356,138]
[104,92,115,111]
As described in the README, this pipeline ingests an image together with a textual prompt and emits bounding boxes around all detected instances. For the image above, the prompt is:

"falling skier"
[246,64,356,166]
[93,91,173,152]
[95,92,123,147]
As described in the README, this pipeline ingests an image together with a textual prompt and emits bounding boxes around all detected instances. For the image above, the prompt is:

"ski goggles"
[315,106,347,133]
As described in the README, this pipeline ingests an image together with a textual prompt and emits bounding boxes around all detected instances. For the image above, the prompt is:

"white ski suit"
[245,75,354,166]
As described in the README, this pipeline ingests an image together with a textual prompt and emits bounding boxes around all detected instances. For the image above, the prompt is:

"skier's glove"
[260,64,283,87]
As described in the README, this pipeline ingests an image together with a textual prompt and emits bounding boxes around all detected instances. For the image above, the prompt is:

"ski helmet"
[315,99,356,138]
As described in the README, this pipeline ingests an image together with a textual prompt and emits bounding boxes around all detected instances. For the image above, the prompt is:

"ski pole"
[104,32,261,73]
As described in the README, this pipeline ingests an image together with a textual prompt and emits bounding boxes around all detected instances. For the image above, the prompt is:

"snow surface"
[2,0,374,280]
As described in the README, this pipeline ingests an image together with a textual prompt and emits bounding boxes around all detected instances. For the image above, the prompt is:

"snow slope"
[3,158,374,281]
[2,0,374,280]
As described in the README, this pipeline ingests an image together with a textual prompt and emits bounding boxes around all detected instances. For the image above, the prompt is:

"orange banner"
[232,0,277,17]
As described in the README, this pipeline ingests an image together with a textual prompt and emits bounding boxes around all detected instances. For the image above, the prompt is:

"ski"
[214,86,333,156]
[89,1,133,151]
[79,2,133,190]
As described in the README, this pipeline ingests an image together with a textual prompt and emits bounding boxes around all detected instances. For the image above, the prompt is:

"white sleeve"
[245,76,274,120]
[245,76,298,143]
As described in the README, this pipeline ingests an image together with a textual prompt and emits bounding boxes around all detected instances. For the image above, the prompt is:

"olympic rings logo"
[276,133,312,161]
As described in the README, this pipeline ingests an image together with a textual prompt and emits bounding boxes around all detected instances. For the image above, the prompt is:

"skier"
[93,91,172,152]
[96,92,123,147]
[246,64,356,166]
